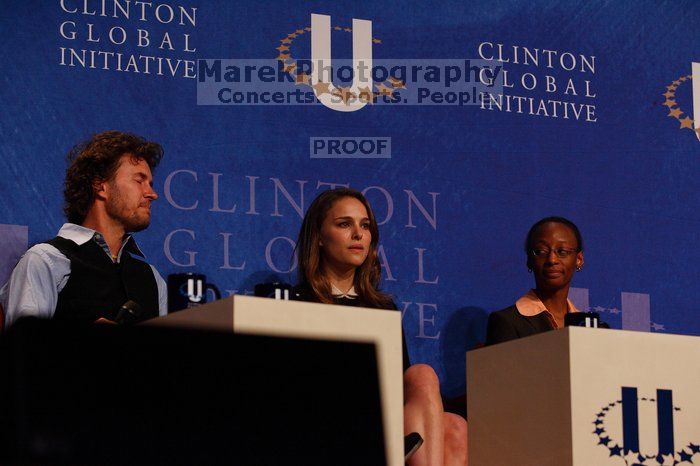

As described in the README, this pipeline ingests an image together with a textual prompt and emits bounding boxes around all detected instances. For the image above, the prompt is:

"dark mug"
[167,273,222,313]
[565,311,601,328]
[254,282,292,300]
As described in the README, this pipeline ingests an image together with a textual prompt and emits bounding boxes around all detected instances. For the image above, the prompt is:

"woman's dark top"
[485,289,607,346]
[485,305,556,346]
[291,284,411,370]
[485,289,576,346]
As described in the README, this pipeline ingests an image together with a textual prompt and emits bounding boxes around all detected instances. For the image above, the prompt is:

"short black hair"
[524,216,583,253]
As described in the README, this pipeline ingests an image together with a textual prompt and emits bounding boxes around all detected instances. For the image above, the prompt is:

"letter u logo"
[310,13,373,112]
[622,387,675,456]
[186,278,203,303]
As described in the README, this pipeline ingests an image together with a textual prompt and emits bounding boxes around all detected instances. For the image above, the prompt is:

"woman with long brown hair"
[293,188,392,307]
[293,188,467,466]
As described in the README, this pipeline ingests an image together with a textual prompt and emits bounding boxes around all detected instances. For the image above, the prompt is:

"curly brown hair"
[64,131,163,224]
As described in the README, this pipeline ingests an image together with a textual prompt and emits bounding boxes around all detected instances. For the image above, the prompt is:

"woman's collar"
[515,289,578,317]
[330,283,358,299]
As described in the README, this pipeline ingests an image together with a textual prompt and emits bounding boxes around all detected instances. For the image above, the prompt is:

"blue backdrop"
[1,0,699,397]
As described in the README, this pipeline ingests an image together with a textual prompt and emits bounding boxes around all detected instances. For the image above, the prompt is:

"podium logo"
[661,62,700,141]
[592,387,699,465]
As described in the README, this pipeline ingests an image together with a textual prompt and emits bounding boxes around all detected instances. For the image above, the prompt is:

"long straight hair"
[295,188,393,307]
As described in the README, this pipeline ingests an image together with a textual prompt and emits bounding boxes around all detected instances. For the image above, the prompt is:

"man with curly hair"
[1,131,167,327]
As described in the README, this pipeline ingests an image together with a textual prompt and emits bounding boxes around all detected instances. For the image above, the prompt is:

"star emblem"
[276,53,290,62]
[678,449,693,463]
[287,33,298,39]
[663,99,677,108]
[651,322,666,331]
[343,27,352,32]
[334,26,342,31]
[608,444,622,456]
[593,306,605,313]
[673,80,681,86]
[373,38,382,44]
[312,81,331,95]
[668,108,683,118]
[624,451,640,464]
[295,73,311,85]
[389,76,406,89]
[663,90,675,98]
[357,86,374,103]
[608,307,621,314]
[593,427,605,435]
[333,86,356,104]
[599,436,611,446]
[679,117,694,129]
[375,83,394,96]
[283,63,297,73]
[593,419,603,426]
[304,27,311,32]
[280,38,292,44]
[666,84,677,91]
[276,45,290,52]
[689,443,700,454]
[295,29,304,34]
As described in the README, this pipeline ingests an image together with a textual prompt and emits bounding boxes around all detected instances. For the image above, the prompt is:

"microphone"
[114,300,143,325]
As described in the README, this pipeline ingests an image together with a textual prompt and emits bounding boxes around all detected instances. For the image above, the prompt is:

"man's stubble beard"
[105,183,151,233]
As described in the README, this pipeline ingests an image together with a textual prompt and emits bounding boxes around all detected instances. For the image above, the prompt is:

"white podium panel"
[150,295,404,466]
[467,327,700,466]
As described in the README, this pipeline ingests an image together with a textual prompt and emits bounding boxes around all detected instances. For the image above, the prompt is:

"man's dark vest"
[46,236,159,323]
